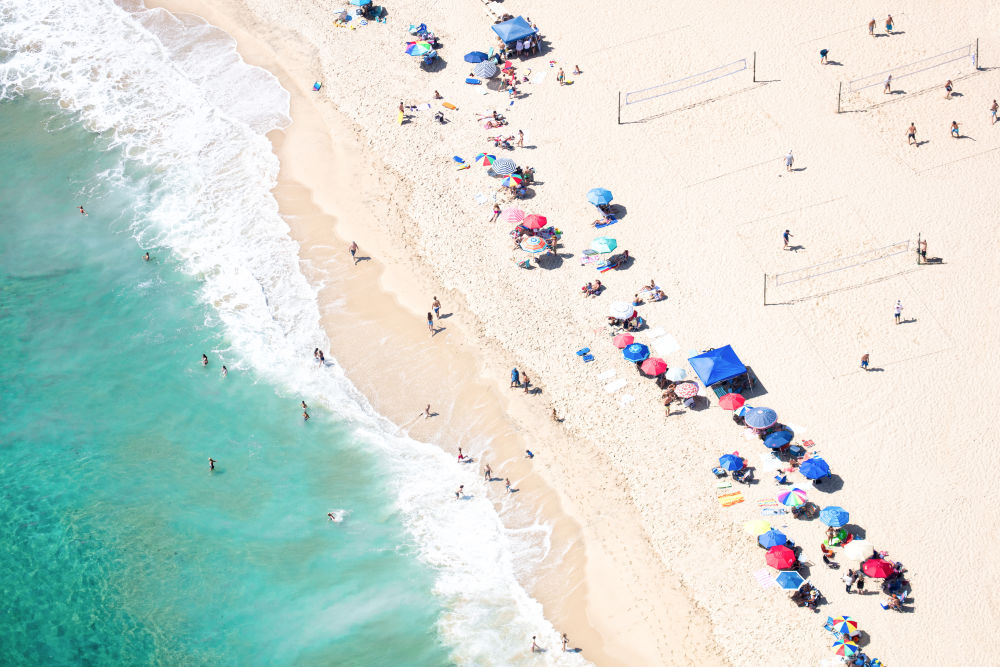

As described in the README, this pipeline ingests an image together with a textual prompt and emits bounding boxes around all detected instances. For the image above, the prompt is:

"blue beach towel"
[594,216,618,229]
[582,354,595,362]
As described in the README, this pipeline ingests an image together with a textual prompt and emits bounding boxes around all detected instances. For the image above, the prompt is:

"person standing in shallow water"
[201,354,208,366]
[209,458,216,471]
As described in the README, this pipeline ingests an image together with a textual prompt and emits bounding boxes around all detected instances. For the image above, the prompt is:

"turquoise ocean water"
[0,95,450,665]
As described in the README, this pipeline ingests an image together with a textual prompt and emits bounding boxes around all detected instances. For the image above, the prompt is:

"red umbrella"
[674,382,699,399]
[766,545,797,570]
[862,558,895,578]
[641,358,668,376]
[612,333,634,349]
[521,214,547,230]
[718,393,745,411]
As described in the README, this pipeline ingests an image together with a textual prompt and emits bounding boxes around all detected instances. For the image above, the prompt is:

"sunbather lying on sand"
[484,120,505,129]
[592,215,613,227]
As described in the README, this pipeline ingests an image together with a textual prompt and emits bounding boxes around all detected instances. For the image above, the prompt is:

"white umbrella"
[608,301,634,320]
[491,158,516,176]
[664,367,687,382]
[844,539,874,561]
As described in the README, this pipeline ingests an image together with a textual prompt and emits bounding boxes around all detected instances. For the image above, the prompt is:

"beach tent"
[687,345,747,386]
[491,16,537,45]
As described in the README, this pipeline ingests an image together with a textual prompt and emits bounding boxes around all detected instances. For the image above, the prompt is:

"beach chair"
[517,259,531,269]
[712,467,727,478]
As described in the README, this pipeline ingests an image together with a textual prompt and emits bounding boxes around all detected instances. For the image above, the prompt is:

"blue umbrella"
[744,406,777,429]
[350,0,371,5]
[764,430,794,448]
[587,188,613,206]
[464,51,489,63]
[800,457,831,480]
[758,529,787,548]
[718,454,744,471]
[622,343,649,362]
[775,570,806,590]
[819,506,849,527]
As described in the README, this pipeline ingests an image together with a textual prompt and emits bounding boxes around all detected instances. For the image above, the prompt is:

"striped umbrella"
[502,174,524,188]
[744,406,777,429]
[831,616,859,637]
[519,236,546,253]
[475,153,497,166]
[777,488,808,506]
[521,214,547,230]
[640,358,667,376]
[664,367,687,382]
[832,641,859,658]
[499,208,525,224]
[473,60,499,78]
[608,301,635,320]
[718,393,745,410]
[612,333,634,349]
[491,158,517,176]
[674,382,698,398]
[819,506,849,527]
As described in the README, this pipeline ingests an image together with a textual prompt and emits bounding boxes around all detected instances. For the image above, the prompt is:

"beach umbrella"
[743,519,770,536]
[862,558,895,578]
[819,506,850,528]
[800,457,831,480]
[502,174,524,188]
[719,454,744,471]
[664,367,687,382]
[622,343,650,362]
[475,153,496,166]
[777,488,808,507]
[641,358,667,376]
[758,529,787,549]
[464,51,489,63]
[612,333,634,349]
[405,41,433,56]
[832,640,860,658]
[718,393,745,411]
[473,60,498,78]
[844,539,874,561]
[775,570,806,590]
[491,157,517,176]
[499,208,525,224]
[735,404,750,417]
[501,60,515,71]
[674,382,699,399]
[744,406,777,429]
[766,545,796,570]
[586,187,614,206]
[608,301,635,320]
[764,430,794,448]
[831,616,859,637]
[591,236,617,254]
[350,0,372,4]
[519,236,546,253]
[521,214,547,230]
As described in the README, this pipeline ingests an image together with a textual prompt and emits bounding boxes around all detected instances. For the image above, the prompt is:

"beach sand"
[149,0,999,664]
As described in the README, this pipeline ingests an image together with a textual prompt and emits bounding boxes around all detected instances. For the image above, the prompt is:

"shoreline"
[143,0,726,664]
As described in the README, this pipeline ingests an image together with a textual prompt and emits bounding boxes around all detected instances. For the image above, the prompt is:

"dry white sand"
[152,0,1000,664]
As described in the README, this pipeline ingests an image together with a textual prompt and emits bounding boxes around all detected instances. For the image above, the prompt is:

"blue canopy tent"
[491,16,537,45]
[688,345,748,386]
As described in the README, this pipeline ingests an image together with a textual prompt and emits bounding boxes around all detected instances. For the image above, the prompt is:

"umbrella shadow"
[812,473,844,493]
[855,630,872,647]
[536,253,564,270]
[610,203,628,219]
[844,524,867,539]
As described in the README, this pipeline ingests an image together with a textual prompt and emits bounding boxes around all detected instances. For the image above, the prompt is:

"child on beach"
[951,121,961,138]
[427,312,435,335]
[861,353,870,370]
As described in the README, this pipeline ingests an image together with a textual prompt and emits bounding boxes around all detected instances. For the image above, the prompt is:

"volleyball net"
[766,240,912,303]
[624,58,748,105]
[847,43,973,93]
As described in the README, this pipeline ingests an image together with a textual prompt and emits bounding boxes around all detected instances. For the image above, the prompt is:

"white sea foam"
[0,1,588,664]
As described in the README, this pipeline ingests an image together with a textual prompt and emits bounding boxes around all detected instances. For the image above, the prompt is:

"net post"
[837,82,842,114]
[763,272,767,306]
[753,51,757,82]
[617,91,621,125]
[976,38,980,69]
[916,233,921,265]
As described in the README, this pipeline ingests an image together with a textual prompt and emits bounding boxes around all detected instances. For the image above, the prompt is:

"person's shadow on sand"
[431,325,447,336]
[353,256,372,264]
[786,244,806,252]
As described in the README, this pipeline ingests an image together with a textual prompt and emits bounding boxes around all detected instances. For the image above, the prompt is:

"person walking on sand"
[531,636,539,653]
[522,373,530,393]
[894,300,903,324]
[906,123,917,146]
[843,569,855,593]
[885,14,894,34]
[427,312,435,335]
[510,367,520,388]
[819,49,829,65]
[919,238,928,263]
[991,100,999,125]
[484,463,492,481]
[490,202,501,222]
[517,129,524,147]
[424,404,431,418]
[432,297,441,319]
[349,241,359,264]
[557,68,566,85]
[505,477,512,493]
[209,458,216,471]
[951,121,961,138]
[784,150,794,171]
[861,353,870,370]
[783,229,793,249]
[884,74,892,94]
[868,18,876,36]
[945,80,953,99]
[562,633,569,652]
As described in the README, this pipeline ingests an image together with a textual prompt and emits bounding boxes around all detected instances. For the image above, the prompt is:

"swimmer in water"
[301,401,308,410]
[143,252,150,261]
[221,365,227,377]
[209,458,216,471]
[303,410,310,421]
[78,205,87,216]
[327,512,339,521]
[201,354,208,366]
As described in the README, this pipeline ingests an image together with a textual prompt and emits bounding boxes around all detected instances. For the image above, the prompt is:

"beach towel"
[582,354,594,362]
[604,379,626,393]
[594,217,618,229]
[762,508,787,517]
[716,481,732,489]
[646,327,665,338]
[474,193,489,205]
[416,103,431,111]
[597,370,616,380]
[579,255,603,266]
[618,394,634,406]
[802,439,815,448]
[717,491,744,507]
[753,568,777,589]
[575,347,590,356]
[652,334,680,356]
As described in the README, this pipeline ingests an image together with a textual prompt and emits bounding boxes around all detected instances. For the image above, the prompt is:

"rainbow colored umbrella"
[718,393,745,411]
[499,208,525,224]
[766,545,796,570]
[675,382,698,399]
[832,640,859,658]
[640,358,667,376]
[778,488,808,507]
[519,236,546,253]
[475,153,496,166]
[521,214,547,230]
[831,616,859,636]
[612,333,634,349]
[503,174,524,188]
[405,41,433,56]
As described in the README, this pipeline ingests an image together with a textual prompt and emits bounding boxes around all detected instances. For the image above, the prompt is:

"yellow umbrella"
[743,519,771,536]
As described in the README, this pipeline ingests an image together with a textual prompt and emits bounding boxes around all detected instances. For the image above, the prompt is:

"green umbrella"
[591,237,617,254]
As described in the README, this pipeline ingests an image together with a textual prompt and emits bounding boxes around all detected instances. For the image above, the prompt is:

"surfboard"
[452,156,465,163]
[457,164,470,170]
[397,110,404,125]
[465,78,481,85]
[442,102,457,110]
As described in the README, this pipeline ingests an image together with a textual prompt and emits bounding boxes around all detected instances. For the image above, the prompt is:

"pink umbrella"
[675,382,698,398]
[521,214,548,230]
[641,358,668,376]
[862,558,895,578]
[612,333,634,349]
[718,393,745,411]
[499,208,525,224]
[766,545,797,570]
